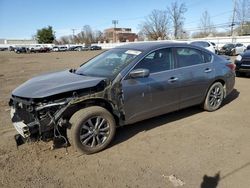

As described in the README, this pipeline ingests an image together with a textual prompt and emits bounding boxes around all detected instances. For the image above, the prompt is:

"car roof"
[115,41,193,52]
[190,40,209,42]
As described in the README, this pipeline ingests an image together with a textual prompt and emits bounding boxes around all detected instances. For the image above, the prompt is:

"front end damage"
[9,79,124,147]
[9,96,71,147]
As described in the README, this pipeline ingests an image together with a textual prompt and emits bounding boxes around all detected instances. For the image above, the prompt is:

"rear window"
[176,47,212,68]
[176,48,203,68]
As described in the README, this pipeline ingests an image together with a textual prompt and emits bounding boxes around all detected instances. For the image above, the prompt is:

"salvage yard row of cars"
[9,45,102,53]
[2,41,249,56]
[190,40,249,55]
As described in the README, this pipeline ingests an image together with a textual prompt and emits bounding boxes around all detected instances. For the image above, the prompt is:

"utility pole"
[112,20,118,43]
[71,29,77,44]
[231,0,236,37]
[72,29,76,36]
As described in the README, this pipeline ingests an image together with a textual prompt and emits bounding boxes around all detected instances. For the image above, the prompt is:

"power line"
[183,22,239,32]
[185,10,233,25]
[231,0,237,36]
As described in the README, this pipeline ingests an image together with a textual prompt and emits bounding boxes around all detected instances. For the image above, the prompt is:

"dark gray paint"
[11,42,235,125]
[12,70,105,98]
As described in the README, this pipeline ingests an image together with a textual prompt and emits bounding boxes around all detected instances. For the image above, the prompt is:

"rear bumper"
[225,71,235,97]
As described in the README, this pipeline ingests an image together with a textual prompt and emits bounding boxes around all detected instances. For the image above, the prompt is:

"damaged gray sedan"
[9,42,235,154]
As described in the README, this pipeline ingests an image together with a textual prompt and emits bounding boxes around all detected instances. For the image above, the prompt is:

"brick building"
[104,28,137,42]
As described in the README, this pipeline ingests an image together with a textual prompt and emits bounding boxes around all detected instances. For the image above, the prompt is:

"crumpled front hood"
[12,70,105,99]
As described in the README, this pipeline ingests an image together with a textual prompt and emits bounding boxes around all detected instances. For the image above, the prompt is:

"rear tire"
[68,106,116,154]
[203,82,224,112]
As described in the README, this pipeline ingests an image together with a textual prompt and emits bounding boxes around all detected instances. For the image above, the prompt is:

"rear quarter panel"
[213,56,235,97]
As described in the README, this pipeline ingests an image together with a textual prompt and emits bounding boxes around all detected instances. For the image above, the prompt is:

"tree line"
[35,0,250,44]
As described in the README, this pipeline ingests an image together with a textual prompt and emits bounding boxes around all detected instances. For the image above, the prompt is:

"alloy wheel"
[79,116,110,148]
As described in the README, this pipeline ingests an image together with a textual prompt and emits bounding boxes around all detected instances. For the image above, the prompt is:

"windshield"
[224,44,235,48]
[76,48,141,79]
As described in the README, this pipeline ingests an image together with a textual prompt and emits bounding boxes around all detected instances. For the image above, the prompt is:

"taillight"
[226,63,236,71]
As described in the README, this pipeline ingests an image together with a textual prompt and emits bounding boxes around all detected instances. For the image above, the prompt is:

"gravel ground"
[0,51,249,188]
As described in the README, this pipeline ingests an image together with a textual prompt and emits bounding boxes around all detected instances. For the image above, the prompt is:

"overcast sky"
[0,0,234,39]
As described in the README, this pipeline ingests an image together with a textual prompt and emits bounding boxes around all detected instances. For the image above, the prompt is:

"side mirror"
[129,68,149,78]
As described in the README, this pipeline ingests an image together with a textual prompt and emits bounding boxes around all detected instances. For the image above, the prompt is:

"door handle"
[168,77,178,83]
[204,68,212,73]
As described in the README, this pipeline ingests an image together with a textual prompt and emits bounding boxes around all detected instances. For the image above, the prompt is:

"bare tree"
[60,36,70,44]
[93,30,104,43]
[137,31,147,41]
[167,1,187,39]
[139,9,170,40]
[236,0,250,35]
[82,25,94,44]
[199,10,216,37]
[57,25,103,45]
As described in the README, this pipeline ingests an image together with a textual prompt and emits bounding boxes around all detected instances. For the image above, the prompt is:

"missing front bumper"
[10,107,31,138]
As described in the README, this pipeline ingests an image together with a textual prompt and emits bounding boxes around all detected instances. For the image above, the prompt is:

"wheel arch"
[214,79,226,97]
[202,78,226,104]
[63,98,120,126]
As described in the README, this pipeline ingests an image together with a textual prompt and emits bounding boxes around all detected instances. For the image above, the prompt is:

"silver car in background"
[190,40,216,53]
[9,42,235,154]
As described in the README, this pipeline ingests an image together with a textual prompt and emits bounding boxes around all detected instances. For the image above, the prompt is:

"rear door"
[121,48,181,124]
[174,47,215,109]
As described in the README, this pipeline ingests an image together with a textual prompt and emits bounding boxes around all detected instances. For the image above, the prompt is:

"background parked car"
[0,47,8,51]
[29,45,43,53]
[68,46,83,51]
[210,42,219,54]
[90,45,102,50]
[190,41,216,53]
[247,45,250,50]
[235,49,250,77]
[9,46,15,51]
[14,47,28,54]
[52,46,68,52]
[82,46,91,51]
[219,43,246,56]
[40,47,51,53]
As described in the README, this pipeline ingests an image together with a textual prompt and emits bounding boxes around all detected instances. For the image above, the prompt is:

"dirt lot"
[0,51,249,188]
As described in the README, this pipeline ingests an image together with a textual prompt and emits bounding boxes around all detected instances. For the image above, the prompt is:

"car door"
[121,48,181,125]
[174,47,215,109]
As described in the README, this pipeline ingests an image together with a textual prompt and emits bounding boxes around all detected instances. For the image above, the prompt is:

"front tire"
[68,106,116,154]
[203,82,224,112]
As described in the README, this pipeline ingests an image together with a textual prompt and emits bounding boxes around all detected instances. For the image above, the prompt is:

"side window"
[176,48,204,68]
[134,48,173,73]
[205,42,210,47]
[202,52,212,63]
[201,41,210,47]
